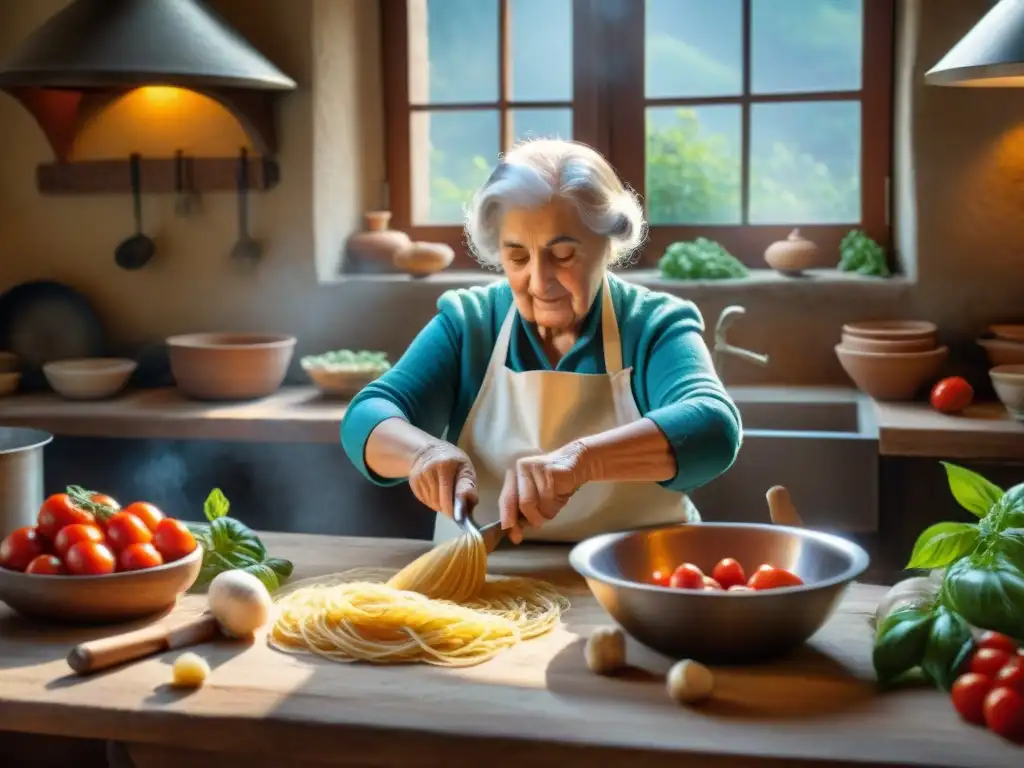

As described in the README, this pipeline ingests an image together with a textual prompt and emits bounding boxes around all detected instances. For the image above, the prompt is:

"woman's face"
[499,197,609,333]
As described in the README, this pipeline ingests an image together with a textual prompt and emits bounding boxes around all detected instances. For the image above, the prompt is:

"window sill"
[325,268,915,297]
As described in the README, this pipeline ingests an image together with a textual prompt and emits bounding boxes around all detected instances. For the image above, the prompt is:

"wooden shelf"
[874,400,1024,461]
[36,156,280,195]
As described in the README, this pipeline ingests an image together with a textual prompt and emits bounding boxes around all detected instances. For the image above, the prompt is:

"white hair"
[463,139,647,269]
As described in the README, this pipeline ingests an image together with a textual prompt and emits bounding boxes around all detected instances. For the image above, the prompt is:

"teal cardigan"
[340,274,742,493]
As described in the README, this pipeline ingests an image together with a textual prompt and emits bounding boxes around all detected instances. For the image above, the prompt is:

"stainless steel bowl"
[569,522,869,664]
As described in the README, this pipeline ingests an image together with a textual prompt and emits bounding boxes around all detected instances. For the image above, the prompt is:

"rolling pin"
[67,614,219,675]
[766,485,805,528]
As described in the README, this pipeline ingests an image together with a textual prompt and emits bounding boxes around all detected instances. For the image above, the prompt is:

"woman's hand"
[499,442,589,543]
[409,441,478,519]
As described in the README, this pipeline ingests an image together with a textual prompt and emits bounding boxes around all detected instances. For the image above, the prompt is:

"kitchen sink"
[688,387,879,533]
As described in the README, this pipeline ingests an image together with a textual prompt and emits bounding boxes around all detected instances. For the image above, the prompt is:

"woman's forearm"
[575,418,677,484]
[364,417,443,479]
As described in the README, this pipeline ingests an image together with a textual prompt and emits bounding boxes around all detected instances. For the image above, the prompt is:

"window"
[382,0,893,269]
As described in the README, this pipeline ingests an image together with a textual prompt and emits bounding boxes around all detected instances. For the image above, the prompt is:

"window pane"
[646,106,742,225]
[510,108,573,144]
[645,0,742,99]
[411,110,499,224]
[751,0,863,94]
[409,0,498,105]
[509,0,572,101]
[748,101,860,224]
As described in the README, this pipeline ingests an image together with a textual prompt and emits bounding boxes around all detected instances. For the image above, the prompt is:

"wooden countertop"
[874,400,1024,461]
[0,533,1019,768]
[0,387,347,444]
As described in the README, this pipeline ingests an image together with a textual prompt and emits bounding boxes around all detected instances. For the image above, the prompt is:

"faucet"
[712,305,769,376]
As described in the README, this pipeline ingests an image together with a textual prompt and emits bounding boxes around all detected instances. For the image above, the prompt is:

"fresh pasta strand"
[268,527,569,667]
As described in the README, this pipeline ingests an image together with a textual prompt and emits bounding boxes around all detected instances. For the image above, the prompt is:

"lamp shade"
[925,0,1024,87]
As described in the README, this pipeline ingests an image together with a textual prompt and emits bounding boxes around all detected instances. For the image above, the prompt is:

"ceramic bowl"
[302,363,384,398]
[0,545,203,623]
[977,338,1024,367]
[167,333,296,401]
[569,522,868,663]
[990,365,1024,422]
[43,357,137,400]
[842,320,938,342]
[0,371,20,397]
[989,324,1024,344]
[840,334,935,354]
[835,344,949,401]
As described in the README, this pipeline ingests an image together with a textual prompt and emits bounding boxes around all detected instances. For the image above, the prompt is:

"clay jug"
[764,229,819,276]
[345,211,410,274]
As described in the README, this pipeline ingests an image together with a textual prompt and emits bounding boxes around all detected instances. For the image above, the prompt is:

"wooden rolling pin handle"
[766,485,804,528]
[67,614,219,675]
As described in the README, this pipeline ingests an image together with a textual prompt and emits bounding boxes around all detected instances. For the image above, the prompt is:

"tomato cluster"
[950,631,1024,744]
[650,557,804,592]
[0,491,197,577]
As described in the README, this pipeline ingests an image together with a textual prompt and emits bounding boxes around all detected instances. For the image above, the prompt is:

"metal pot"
[0,428,53,537]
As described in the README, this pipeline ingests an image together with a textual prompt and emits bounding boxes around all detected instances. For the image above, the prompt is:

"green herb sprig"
[185,489,294,594]
[873,462,1024,689]
[658,238,749,280]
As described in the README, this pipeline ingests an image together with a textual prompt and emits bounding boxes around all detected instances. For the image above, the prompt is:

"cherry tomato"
[36,493,94,541]
[118,542,164,572]
[0,526,49,571]
[121,501,164,532]
[25,554,65,575]
[748,566,804,590]
[983,687,1024,742]
[930,377,974,415]
[65,541,116,576]
[970,648,1012,677]
[728,585,753,592]
[711,558,746,590]
[651,569,672,587]
[90,493,120,510]
[668,563,704,590]
[104,511,153,552]
[996,660,1024,694]
[152,518,197,562]
[952,672,993,725]
[53,523,104,560]
[978,631,1019,656]
[702,575,723,590]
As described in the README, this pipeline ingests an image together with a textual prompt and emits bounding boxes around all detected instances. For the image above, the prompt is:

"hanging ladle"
[230,147,262,267]
[115,153,156,270]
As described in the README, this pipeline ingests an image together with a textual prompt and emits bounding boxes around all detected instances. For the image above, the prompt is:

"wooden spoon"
[766,485,805,528]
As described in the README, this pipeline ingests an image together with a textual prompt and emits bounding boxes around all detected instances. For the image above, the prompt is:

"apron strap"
[600,276,624,374]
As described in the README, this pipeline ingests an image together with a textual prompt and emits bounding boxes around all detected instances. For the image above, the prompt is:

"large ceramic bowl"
[977,338,1024,367]
[842,320,937,341]
[835,344,948,401]
[569,523,868,664]
[990,364,1024,422]
[43,357,137,400]
[0,545,203,623]
[167,333,296,401]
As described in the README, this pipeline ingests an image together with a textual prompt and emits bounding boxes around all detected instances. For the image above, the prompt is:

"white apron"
[433,278,699,544]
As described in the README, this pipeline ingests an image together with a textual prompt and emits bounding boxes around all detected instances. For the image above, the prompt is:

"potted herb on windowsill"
[657,238,749,281]
[838,229,891,278]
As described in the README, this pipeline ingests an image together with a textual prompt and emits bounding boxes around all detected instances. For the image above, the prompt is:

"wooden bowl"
[841,320,937,341]
[977,338,1024,367]
[167,333,296,401]
[301,363,384,398]
[835,344,948,401]
[0,545,203,624]
[839,334,935,354]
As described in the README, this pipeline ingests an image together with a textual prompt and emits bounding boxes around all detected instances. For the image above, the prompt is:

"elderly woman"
[341,139,741,545]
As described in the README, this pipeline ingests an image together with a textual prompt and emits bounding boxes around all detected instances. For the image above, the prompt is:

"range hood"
[0,0,296,91]
[926,0,1024,87]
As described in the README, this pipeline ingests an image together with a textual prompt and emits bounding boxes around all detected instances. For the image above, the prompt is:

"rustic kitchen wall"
[0,0,1021,387]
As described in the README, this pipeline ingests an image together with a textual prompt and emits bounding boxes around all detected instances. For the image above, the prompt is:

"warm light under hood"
[0,0,296,91]
[926,0,1024,87]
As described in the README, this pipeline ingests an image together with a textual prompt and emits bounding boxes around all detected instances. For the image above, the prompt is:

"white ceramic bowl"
[978,338,1024,367]
[43,358,137,400]
[990,365,1024,422]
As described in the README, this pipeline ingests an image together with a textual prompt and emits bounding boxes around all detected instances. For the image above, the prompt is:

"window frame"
[381,0,894,270]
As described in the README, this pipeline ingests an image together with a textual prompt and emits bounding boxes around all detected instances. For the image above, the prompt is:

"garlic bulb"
[207,570,273,639]
[666,659,715,704]
[584,626,627,675]
[874,576,939,626]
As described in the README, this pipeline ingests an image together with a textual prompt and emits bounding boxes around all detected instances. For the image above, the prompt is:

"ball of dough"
[208,569,273,638]
[584,626,626,675]
[666,659,714,704]
[171,652,210,688]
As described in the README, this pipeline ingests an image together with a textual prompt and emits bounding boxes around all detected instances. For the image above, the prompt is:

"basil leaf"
[920,606,974,691]
[873,608,934,683]
[943,554,1024,639]
[906,522,979,569]
[1002,482,1024,516]
[995,529,1024,572]
[241,561,282,593]
[941,462,1004,518]
[204,488,231,521]
[265,557,294,580]
[210,516,267,560]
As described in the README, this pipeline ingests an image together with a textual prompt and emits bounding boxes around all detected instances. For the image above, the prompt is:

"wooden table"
[0,533,1020,768]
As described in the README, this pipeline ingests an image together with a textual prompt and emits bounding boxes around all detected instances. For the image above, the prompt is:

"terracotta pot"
[167,333,296,401]
[764,229,819,276]
[345,211,411,274]
[977,338,1024,367]
[839,334,935,354]
[841,320,938,341]
[394,241,455,278]
[835,344,948,401]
